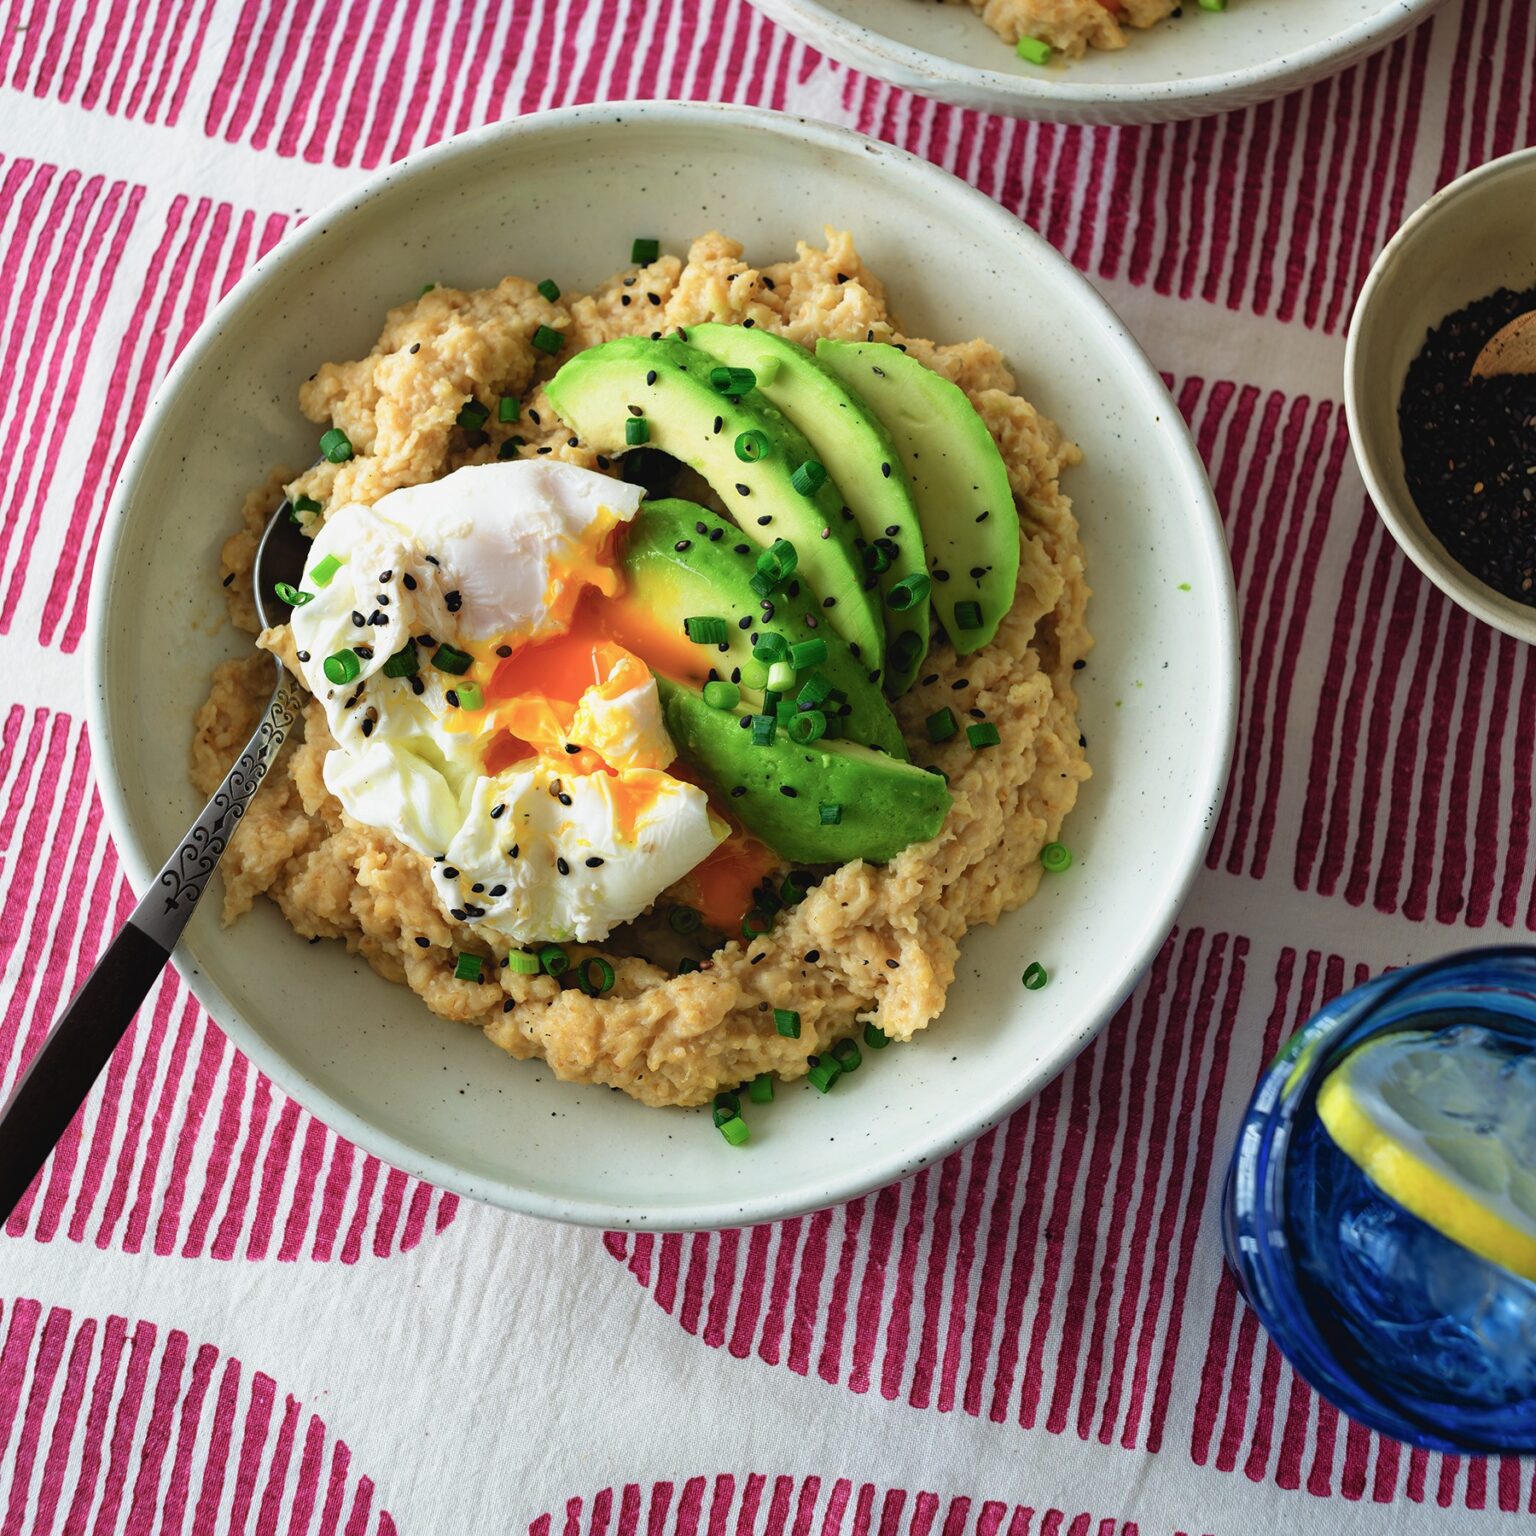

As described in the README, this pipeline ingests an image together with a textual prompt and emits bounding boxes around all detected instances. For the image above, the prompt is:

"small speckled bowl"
[745,0,1445,124]
[90,103,1235,1230]
[1346,146,1536,647]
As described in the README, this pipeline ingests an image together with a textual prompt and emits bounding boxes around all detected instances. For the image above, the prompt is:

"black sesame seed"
[804,949,820,963]
[510,845,520,858]
[881,463,891,478]
[528,410,541,425]
[557,857,570,875]
[297,650,310,663]
[730,785,747,797]
[351,611,365,626]
[1073,659,1086,670]
[403,573,417,590]
[471,882,485,893]
[709,527,723,542]
[779,786,798,798]
[737,485,752,497]
[503,999,514,1012]
[490,884,506,896]
[755,514,771,526]
[558,793,572,806]
[585,856,604,867]
[620,294,631,306]
[713,416,724,434]
[734,543,750,555]
[491,803,506,819]
[444,867,459,879]
[410,676,425,695]
[674,539,692,551]
[737,616,752,630]
[952,678,969,690]
[409,342,421,354]
[222,571,235,587]
[564,743,580,755]
[647,292,660,306]
[415,936,430,948]
[445,590,462,611]
[450,908,467,921]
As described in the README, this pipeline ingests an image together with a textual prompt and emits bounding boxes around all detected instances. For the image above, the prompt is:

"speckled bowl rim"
[745,0,1446,121]
[87,101,1236,1230]
[1344,145,1536,649]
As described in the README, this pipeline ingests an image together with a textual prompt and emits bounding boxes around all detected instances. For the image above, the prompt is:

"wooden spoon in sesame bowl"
[1471,310,1536,379]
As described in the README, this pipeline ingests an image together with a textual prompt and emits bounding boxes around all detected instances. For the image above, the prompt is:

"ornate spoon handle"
[0,659,304,1220]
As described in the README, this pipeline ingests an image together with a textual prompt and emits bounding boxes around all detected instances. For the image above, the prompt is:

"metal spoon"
[0,495,312,1221]
[1471,310,1536,379]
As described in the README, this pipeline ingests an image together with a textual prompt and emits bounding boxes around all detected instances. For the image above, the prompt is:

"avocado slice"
[656,677,950,865]
[816,340,1020,654]
[618,500,907,759]
[686,324,930,696]
[545,334,884,671]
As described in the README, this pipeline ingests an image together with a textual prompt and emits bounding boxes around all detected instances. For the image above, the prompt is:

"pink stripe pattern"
[0,706,457,1259]
[0,1297,398,1533]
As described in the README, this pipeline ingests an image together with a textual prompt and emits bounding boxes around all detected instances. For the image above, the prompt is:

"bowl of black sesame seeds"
[1347,147,1536,644]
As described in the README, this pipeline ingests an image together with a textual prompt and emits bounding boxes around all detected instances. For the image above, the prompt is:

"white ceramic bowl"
[749,0,1444,123]
[90,102,1235,1230]
[1346,147,1536,648]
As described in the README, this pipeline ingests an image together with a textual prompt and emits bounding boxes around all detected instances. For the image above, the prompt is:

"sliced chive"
[788,710,826,744]
[967,722,1001,749]
[760,538,798,581]
[773,1007,801,1038]
[748,1073,774,1104]
[625,416,650,446]
[456,399,490,430]
[454,953,484,982]
[830,1038,861,1073]
[537,277,561,302]
[740,659,769,690]
[862,543,892,575]
[432,643,473,675]
[806,1058,840,1093]
[887,572,931,611]
[953,600,984,631]
[668,905,702,934]
[766,660,796,693]
[310,553,343,588]
[709,364,756,395]
[717,1114,749,1147]
[789,460,827,496]
[455,681,484,710]
[273,581,311,607]
[498,439,520,460]
[419,282,436,296]
[703,680,741,710]
[578,956,616,996]
[539,943,569,976]
[748,571,776,598]
[319,427,353,463]
[631,237,660,263]
[293,494,323,515]
[677,957,700,974]
[506,950,540,975]
[926,707,958,743]
[1023,961,1048,990]
[323,649,360,685]
[750,714,776,746]
[498,395,519,423]
[1016,35,1052,64]
[734,430,771,462]
[787,638,826,668]
[382,642,419,678]
[891,629,924,664]
[752,632,787,663]
[818,802,842,825]
[531,323,564,355]
[743,909,773,939]
[712,1092,741,1126]
[797,673,831,708]
[863,1022,889,1050]
[684,616,727,645]
[1040,841,1073,873]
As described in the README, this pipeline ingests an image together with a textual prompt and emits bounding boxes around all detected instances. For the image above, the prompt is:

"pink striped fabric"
[0,1298,396,1533]
[1,0,1532,1528]
[526,1475,1144,1536]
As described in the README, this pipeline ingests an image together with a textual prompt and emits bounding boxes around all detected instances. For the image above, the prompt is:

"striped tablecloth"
[2,0,1533,1530]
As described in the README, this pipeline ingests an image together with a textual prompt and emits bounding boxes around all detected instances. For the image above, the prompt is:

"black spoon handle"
[0,663,304,1222]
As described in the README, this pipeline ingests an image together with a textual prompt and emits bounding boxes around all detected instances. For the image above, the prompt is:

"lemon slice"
[1315,1025,1536,1282]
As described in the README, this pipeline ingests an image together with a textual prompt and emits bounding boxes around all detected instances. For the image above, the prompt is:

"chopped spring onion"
[967,721,1001,749]
[788,638,826,669]
[273,581,311,607]
[743,910,773,940]
[807,1057,841,1093]
[456,399,490,430]
[740,660,769,690]
[319,427,354,463]
[790,460,827,496]
[863,1022,889,1050]
[862,544,892,575]
[953,600,984,631]
[1023,961,1048,990]
[766,660,796,693]
[887,572,931,611]
[748,1073,774,1104]
[750,714,776,746]
[432,642,473,675]
[717,1114,749,1147]
[668,905,702,934]
[293,494,323,516]
[818,802,842,825]
[678,957,700,975]
[578,956,616,997]
[323,649,361,685]
[926,707,958,743]
[1040,841,1073,873]
[891,630,924,665]
[498,396,519,423]
[1016,35,1053,64]
[788,710,826,744]
[419,282,436,296]
[753,354,780,385]
[773,1007,801,1038]
[752,632,788,663]
[539,943,570,977]
[709,364,756,395]
[758,538,798,582]
[734,430,771,462]
[684,616,727,645]
[382,642,419,678]
[712,1091,741,1124]
[748,571,777,599]
[531,324,564,356]
[625,416,650,446]
[454,953,484,982]
[309,553,343,588]
[830,1038,862,1073]
[506,950,540,975]
[797,673,831,708]
[537,278,561,302]
[631,237,660,263]
[498,439,520,460]
[703,680,741,710]
[454,681,484,710]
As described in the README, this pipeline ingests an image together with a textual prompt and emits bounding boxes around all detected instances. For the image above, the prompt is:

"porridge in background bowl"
[193,229,1090,1115]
